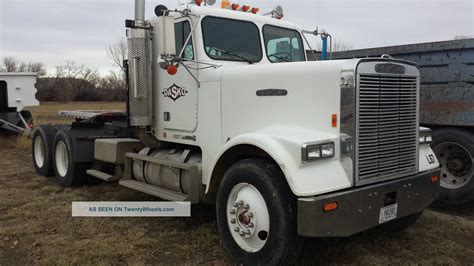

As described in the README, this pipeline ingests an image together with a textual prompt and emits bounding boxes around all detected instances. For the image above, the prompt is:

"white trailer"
[0,72,38,135]
[31,1,441,264]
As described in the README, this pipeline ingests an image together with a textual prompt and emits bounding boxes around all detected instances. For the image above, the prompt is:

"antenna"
[316,0,320,28]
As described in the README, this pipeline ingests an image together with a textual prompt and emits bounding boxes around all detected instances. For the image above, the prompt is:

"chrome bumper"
[297,168,440,237]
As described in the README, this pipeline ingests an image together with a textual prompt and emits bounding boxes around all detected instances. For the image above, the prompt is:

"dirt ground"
[1,102,473,265]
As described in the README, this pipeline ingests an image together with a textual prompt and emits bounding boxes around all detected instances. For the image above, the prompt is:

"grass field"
[1,102,473,264]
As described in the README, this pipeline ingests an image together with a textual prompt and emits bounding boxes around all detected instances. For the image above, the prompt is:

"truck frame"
[31,1,441,264]
[321,39,474,205]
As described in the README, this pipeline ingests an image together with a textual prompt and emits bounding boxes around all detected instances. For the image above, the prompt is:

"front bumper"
[297,168,440,237]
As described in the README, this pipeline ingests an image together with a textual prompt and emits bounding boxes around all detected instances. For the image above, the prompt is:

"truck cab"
[32,1,441,264]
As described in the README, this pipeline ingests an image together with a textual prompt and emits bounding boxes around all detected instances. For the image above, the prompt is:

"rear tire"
[216,159,303,265]
[379,212,422,232]
[432,128,474,205]
[52,129,88,187]
[32,125,57,176]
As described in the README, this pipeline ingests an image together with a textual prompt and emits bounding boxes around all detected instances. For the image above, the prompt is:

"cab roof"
[175,4,302,30]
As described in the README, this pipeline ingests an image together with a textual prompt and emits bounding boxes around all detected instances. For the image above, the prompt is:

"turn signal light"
[323,202,338,212]
[251,7,259,14]
[431,175,439,183]
[167,64,178,75]
[231,3,239,10]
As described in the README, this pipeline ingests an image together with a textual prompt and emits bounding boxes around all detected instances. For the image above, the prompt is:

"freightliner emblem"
[162,84,188,102]
[256,89,288,96]
[375,63,406,74]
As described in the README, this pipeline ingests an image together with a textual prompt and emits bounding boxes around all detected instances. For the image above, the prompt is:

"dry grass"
[1,102,474,264]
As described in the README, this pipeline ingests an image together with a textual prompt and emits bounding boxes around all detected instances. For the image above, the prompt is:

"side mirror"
[157,15,176,57]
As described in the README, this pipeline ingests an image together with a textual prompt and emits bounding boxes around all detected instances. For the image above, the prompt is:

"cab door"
[157,19,198,133]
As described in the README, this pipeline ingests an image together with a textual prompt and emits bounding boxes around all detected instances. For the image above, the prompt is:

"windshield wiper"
[268,54,292,62]
[209,47,253,64]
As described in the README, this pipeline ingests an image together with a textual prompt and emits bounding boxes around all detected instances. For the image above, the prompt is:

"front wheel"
[432,128,474,205]
[216,159,303,265]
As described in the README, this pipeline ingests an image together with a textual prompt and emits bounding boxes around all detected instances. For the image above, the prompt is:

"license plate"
[379,203,398,224]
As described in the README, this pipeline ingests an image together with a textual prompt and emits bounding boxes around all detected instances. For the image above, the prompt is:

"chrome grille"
[356,74,418,183]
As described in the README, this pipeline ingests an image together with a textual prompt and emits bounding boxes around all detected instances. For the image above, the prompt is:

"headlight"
[302,142,335,162]
[419,129,433,144]
[340,73,354,89]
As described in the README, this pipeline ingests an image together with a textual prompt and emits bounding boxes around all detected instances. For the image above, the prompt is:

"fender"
[206,128,353,197]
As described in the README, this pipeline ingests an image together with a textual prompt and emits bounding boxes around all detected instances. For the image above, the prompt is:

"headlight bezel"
[419,129,433,144]
[302,141,335,163]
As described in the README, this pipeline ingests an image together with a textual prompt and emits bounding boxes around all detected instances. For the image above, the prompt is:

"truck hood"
[219,60,352,142]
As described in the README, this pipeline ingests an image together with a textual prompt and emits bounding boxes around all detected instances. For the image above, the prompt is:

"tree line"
[0,40,128,102]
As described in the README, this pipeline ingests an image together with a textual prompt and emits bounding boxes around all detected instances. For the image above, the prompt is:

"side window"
[263,25,305,63]
[175,21,194,60]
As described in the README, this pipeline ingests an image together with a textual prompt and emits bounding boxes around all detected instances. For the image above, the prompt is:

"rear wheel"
[216,159,303,265]
[432,128,474,205]
[52,129,88,187]
[32,125,57,176]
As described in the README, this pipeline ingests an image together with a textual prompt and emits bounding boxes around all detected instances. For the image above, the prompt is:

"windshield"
[202,16,262,63]
[263,25,305,63]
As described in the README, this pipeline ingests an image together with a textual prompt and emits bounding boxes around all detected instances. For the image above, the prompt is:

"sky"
[0,0,473,74]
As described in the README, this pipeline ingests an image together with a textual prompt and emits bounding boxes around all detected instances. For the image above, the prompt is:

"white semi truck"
[31,1,441,264]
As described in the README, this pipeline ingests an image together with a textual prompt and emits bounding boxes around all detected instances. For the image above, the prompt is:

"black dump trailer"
[317,39,474,204]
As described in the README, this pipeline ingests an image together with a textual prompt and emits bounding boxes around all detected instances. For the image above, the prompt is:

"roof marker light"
[221,0,230,9]
[241,5,250,12]
[251,7,259,14]
[231,3,239,10]
[194,0,203,6]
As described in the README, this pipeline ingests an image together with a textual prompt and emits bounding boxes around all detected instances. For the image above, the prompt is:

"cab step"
[119,180,188,202]
[86,169,120,182]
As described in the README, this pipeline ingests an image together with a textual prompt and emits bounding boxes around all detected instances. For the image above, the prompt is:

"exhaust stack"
[135,0,145,22]
[127,0,152,126]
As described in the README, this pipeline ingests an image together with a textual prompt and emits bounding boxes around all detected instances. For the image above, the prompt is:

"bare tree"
[106,38,128,76]
[3,57,19,72]
[28,62,47,77]
[1,57,47,76]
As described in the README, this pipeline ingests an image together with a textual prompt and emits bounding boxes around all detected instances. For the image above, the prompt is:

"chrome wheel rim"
[226,183,269,253]
[34,136,45,168]
[434,142,473,189]
[55,141,68,177]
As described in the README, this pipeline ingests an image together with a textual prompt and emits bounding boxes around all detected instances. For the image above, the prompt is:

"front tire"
[52,129,88,187]
[216,159,303,265]
[432,128,474,205]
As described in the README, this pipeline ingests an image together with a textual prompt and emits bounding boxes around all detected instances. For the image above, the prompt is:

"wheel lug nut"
[230,218,236,224]
[230,209,236,214]
[234,227,240,232]
[248,222,254,228]
[243,203,249,209]
[239,231,246,236]
[233,202,239,207]
[238,200,244,206]
[248,212,254,218]
[246,229,251,235]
